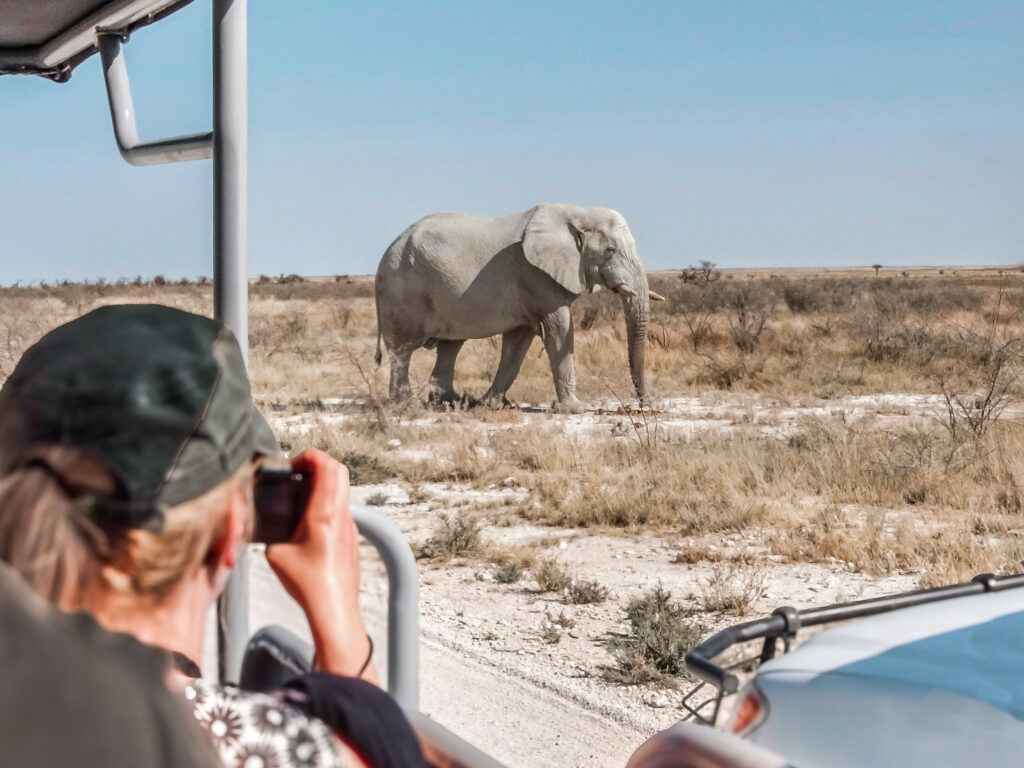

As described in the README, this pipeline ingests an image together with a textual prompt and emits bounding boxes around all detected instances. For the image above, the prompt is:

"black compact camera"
[253,464,313,545]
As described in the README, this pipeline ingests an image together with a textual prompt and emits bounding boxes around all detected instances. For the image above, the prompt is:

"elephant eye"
[605,247,617,256]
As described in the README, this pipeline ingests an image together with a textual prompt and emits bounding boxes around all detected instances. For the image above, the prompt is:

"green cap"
[0,304,279,530]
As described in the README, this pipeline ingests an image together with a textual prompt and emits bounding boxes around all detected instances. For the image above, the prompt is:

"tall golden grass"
[3,268,1024,587]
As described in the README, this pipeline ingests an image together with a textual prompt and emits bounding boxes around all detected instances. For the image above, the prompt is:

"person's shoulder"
[185,678,344,768]
[0,563,219,768]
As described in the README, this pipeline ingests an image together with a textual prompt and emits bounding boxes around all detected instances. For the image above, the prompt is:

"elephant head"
[522,204,654,404]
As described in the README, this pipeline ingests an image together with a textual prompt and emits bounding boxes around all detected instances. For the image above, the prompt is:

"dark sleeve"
[283,673,429,768]
[0,564,219,768]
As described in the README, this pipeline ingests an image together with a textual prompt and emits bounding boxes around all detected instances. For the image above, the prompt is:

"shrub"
[340,452,393,485]
[550,609,575,629]
[495,561,523,584]
[567,578,609,604]
[608,586,705,685]
[700,565,766,616]
[416,514,482,562]
[540,615,562,644]
[534,557,571,593]
[939,336,1023,441]
[716,283,773,352]
[366,491,390,506]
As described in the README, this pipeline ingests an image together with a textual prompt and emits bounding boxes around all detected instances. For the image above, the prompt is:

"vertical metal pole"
[213,0,249,684]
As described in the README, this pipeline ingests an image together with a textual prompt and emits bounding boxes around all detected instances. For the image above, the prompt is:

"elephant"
[374,203,663,413]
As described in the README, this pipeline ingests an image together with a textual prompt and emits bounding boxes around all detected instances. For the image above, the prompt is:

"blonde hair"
[0,445,254,607]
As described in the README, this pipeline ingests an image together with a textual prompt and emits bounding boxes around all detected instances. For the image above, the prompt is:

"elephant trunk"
[623,272,650,405]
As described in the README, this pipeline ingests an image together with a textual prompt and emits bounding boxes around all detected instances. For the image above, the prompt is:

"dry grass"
[5,269,1024,589]
[8,269,1024,402]
[494,561,523,584]
[416,513,483,562]
[673,543,757,565]
[534,557,572,593]
[540,613,564,644]
[701,565,767,616]
[567,578,609,605]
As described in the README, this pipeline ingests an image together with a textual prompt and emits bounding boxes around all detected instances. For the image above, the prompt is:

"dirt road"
[238,554,650,768]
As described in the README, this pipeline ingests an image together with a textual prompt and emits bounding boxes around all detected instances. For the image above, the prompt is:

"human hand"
[265,449,375,681]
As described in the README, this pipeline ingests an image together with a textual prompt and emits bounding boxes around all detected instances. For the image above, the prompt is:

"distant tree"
[872,263,882,277]
[699,260,719,283]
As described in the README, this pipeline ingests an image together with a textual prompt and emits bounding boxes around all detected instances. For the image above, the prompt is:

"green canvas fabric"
[0,304,279,529]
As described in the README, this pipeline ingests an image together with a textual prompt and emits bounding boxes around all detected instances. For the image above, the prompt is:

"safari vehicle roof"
[0,0,191,81]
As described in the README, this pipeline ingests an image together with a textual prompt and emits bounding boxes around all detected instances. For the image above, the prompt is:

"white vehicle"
[683,573,1024,767]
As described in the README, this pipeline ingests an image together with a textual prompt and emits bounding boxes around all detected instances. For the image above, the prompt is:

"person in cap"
[0,304,424,768]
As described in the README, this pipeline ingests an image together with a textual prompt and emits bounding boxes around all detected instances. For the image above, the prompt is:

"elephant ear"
[522,204,585,295]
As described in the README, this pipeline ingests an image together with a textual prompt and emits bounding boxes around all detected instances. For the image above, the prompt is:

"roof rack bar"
[685,572,1024,695]
[98,31,213,166]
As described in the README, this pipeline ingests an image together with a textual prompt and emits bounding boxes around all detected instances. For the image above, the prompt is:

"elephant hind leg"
[387,343,417,401]
[483,326,534,406]
[428,340,465,404]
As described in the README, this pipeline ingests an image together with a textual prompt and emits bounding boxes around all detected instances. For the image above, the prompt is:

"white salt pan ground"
[221,394,939,767]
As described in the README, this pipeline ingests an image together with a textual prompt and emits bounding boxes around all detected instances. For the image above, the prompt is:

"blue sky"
[2,1,1023,283]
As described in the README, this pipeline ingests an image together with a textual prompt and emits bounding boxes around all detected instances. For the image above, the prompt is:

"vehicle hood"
[758,589,1024,719]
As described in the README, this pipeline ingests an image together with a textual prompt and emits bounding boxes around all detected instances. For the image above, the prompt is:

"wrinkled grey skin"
[375,203,651,413]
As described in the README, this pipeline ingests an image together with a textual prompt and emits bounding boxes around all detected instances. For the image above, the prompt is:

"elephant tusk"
[648,290,666,302]
[616,284,638,297]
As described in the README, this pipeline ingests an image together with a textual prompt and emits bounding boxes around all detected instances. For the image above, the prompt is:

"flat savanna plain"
[5,266,1024,764]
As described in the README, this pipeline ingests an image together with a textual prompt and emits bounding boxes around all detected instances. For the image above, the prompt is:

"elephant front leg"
[483,326,534,406]
[428,340,465,405]
[539,306,588,414]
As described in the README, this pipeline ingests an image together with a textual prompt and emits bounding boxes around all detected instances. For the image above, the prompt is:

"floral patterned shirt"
[185,678,344,768]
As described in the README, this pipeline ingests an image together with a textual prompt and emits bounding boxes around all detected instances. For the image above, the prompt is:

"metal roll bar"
[210,0,250,683]
[93,0,419,700]
[91,0,252,682]
[98,31,213,166]
[350,502,420,709]
[406,711,510,768]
